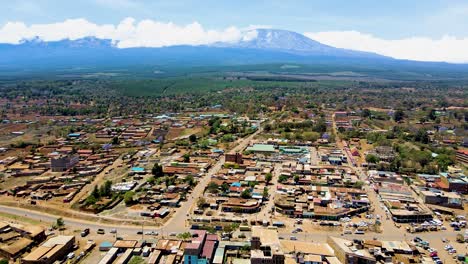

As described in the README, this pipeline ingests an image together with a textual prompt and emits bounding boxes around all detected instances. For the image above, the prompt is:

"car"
[137,231,143,235]
[290,236,297,240]
[430,252,438,257]
[80,228,90,237]
[148,231,158,236]
[67,252,75,259]
[441,238,448,243]
[110,228,117,234]
[97,229,105,234]
[169,232,177,236]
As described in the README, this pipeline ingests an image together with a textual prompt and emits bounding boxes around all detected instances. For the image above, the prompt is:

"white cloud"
[1,17,467,63]
[305,31,468,63]
[0,17,254,48]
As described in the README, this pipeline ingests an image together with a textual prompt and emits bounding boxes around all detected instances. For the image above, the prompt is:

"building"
[327,237,376,264]
[250,227,285,264]
[225,153,243,164]
[0,222,45,260]
[439,173,468,194]
[419,189,463,208]
[50,154,79,172]
[222,198,261,213]
[456,149,468,165]
[183,230,219,264]
[22,235,75,264]
[246,144,276,154]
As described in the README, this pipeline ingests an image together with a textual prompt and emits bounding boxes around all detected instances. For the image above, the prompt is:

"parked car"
[67,252,75,259]
[80,228,90,237]
[97,229,105,234]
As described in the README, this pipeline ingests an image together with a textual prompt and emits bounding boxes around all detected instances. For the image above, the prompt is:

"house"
[22,236,75,264]
[51,154,79,172]
[456,149,468,165]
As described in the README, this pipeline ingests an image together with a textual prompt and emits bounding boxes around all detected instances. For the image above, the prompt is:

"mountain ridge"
[1,28,468,78]
[211,29,386,59]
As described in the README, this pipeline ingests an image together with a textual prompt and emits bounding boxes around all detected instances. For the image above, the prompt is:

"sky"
[2,0,468,62]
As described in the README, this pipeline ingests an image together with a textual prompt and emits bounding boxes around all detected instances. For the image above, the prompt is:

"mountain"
[212,29,384,58]
[1,29,468,80]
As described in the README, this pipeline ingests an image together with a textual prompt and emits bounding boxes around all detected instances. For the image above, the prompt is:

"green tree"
[414,129,429,144]
[223,223,239,233]
[177,232,192,240]
[353,181,364,188]
[241,189,252,199]
[184,175,195,186]
[303,131,319,142]
[366,154,380,164]
[128,256,145,264]
[393,109,405,122]
[183,153,190,163]
[435,154,453,172]
[152,163,164,177]
[189,134,197,143]
[263,187,269,199]
[197,197,207,208]
[278,175,288,183]
[100,180,112,197]
[124,191,135,206]
[147,176,156,185]
[265,173,272,184]
[55,218,65,229]
[361,109,371,118]
[221,182,230,193]
[86,194,98,205]
[91,185,100,199]
[293,175,300,183]
[248,181,257,188]
[207,182,219,193]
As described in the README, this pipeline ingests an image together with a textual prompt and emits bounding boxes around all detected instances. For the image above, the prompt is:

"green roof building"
[246,144,276,153]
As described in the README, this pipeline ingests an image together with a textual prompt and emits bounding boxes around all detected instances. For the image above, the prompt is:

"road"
[253,162,281,221]
[310,146,319,165]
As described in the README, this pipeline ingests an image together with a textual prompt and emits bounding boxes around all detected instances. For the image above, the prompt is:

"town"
[0,82,466,264]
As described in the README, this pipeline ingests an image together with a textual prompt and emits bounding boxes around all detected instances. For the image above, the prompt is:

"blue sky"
[3,0,468,38]
[2,0,468,62]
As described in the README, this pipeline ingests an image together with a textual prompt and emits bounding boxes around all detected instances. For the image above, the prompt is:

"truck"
[239,225,251,231]
[272,221,285,227]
